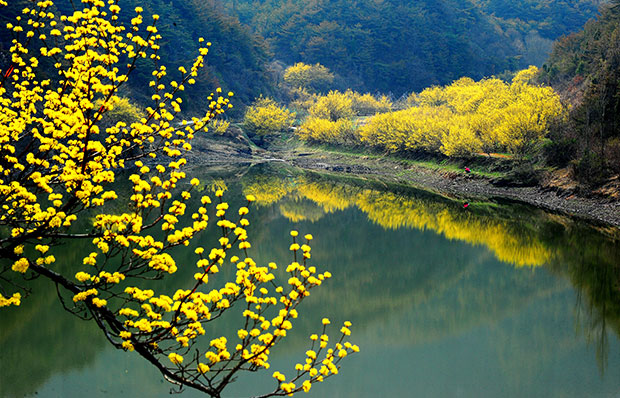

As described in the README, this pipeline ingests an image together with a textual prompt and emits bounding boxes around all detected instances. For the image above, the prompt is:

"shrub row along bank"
[296,67,566,159]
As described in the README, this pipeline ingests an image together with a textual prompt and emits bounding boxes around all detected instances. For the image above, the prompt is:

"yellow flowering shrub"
[308,90,354,122]
[298,117,356,145]
[0,2,356,396]
[313,68,566,157]
[346,90,392,115]
[288,86,318,114]
[283,62,334,92]
[359,105,448,153]
[243,97,296,136]
[210,119,230,135]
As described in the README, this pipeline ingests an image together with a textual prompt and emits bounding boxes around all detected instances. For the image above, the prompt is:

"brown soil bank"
[191,133,620,228]
[285,149,620,228]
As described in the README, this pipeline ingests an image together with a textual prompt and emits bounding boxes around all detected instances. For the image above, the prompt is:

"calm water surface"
[1,164,619,397]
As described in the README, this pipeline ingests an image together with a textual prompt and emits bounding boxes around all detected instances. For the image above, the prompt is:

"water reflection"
[241,164,620,371]
[243,170,554,267]
[0,276,105,397]
[1,163,619,397]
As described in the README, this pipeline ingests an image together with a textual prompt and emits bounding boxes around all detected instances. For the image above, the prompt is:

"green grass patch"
[304,143,510,178]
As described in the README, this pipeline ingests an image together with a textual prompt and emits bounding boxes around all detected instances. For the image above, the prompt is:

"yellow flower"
[122,341,135,351]
[11,258,29,273]
[75,272,91,282]
[272,371,285,382]
[168,352,183,365]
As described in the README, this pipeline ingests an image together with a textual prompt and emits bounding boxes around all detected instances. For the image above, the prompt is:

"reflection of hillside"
[243,170,553,267]
[545,227,620,367]
[245,205,567,349]
[0,276,105,397]
[492,292,583,394]
[239,165,620,349]
[2,164,619,396]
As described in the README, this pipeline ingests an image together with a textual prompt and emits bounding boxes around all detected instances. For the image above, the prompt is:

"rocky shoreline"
[190,135,620,228]
[288,151,620,228]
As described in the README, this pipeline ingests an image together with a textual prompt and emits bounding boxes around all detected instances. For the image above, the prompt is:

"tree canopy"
[219,0,602,95]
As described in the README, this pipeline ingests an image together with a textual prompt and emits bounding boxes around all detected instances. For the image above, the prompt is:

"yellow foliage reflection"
[244,175,552,267]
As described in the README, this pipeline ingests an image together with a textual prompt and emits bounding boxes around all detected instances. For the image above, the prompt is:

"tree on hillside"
[283,62,334,93]
[0,1,357,396]
[541,1,620,181]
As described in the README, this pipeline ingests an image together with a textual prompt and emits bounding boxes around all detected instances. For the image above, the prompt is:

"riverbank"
[190,133,620,228]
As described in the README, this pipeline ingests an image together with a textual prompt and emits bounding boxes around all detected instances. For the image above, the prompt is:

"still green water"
[1,164,620,397]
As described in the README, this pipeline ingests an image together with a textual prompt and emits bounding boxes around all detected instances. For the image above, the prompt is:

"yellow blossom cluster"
[360,67,566,157]
[296,67,565,157]
[0,0,231,297]
[107,203,353,395]
[270,320,359,396]
[0,2,357,395]
[0,292,21,307]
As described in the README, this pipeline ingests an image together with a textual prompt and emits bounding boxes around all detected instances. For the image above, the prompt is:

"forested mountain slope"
[540,0,620,181]
[220,0,602,95]
[121,0,273,111]
[0,0,605,106]
[473,0,602,39]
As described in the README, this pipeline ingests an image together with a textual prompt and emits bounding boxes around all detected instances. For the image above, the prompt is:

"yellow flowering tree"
[243,97,296,137]
[283,62,334,93]
[0,0,357,396]
[357,69,566,157]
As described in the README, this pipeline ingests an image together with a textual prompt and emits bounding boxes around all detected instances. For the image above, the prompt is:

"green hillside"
[220,0,602,95]
[541,0,620,183]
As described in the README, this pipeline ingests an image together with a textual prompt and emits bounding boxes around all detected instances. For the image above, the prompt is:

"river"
[1,163,619,397]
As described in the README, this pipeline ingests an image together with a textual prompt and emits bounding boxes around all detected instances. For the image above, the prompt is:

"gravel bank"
[190,135,620,228]
[286,150,620,228]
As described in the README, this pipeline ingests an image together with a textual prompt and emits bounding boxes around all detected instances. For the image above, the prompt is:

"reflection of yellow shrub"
[243,97,295,136]
[278,199,326,223]
[245,173,552,267]
[242,175,296,206]
[354,190,551,267]
[296,179,359,213]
